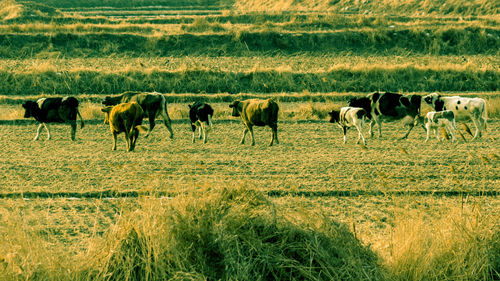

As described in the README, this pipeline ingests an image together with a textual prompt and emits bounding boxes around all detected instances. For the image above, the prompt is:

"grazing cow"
[424,110,457,142]
[349,92,422,139]
[101,102,148,151]
[328,107,367,145]
[188,102,214,143]
[423,93,487,139]
[102,91,173,139]
[22,97,84,141]
[229,99,279,146]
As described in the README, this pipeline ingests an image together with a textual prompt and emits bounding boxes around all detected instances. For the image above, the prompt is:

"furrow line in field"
[0,190,497,199]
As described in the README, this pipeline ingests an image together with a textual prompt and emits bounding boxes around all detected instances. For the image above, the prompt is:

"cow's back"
[243,99,278,126]
[110,103,144,133]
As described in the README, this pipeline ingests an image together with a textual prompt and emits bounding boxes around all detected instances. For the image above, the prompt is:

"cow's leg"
[34,123,44,140]
[201,122,208,144]
[270,123,278,146]
[249,126,256,146]
[160,110,174,139]
[342,126,348,144]
[269,124,277,146]
[70,120,77,141]
[373,116,382,139]
[368,120,374,138]
[400,117,415,140]
[44,123,52,140]
[425,123,431,142]
[112,131,118,150]
[433,128,440,141]
[355,124,366,145]
[447,123,456,142]
[125,132,132,151]
[240,127,248,144]
[471,117,480,140]
[198,122,203,140]
[191,123,196,143]
[145,114,155,138]
[130,129,139,151]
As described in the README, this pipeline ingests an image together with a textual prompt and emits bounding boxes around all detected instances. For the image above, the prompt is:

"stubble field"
[0,0,499,279]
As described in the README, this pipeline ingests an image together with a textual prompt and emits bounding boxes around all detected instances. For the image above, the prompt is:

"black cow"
[22,97,84,141]
[102,91,173,139]
[349,92,422,139]
[189,102,214,143]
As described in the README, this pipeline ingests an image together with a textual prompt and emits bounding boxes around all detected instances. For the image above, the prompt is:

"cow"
[101,102,148,151]
[229,99,279,146]
[422,93,487,140]
[424,110,457,142]
[328,107,367,145]
[349,92,422,139]
[22,97,84,141]
[188,102,214,143]
[102,91,173,139]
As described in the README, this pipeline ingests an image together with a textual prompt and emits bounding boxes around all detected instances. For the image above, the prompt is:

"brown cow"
[102,91,173,139]
[101,102,148,152]
[229,99,279,146]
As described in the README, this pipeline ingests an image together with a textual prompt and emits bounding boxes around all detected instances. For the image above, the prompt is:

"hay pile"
[96,187,384,280]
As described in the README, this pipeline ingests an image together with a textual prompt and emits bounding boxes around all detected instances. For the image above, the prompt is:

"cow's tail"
[77,109,85,129]
[482,101,488,130]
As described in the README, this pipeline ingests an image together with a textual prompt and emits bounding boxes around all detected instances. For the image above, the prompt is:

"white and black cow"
[328,107,367,145]
[188,102,214,143]
[349,92,422,139]
[424,110,457,142]
[423,93,487,140]
[22,97,84,141]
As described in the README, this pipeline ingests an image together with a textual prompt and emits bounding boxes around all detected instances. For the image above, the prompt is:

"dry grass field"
[0,0,499,279]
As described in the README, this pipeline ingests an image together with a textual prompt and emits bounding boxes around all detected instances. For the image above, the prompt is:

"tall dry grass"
[387,202,500,280]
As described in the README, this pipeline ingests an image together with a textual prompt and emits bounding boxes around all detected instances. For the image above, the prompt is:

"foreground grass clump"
[95,186,384,280]
[388,205,500,281]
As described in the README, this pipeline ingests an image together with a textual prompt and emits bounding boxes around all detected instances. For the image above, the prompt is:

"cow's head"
[229,101,241,117]
[101,106,113,124]
[422,92,445,111]
[21,101,38,118]
[423,92,440,106]
[328,110,340,123]
[102,96,117,106]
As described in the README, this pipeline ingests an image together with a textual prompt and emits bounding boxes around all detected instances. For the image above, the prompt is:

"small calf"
[189,102,214,143]
[101,102,148,151]
[424,110,457,142]
[329,107,367,145]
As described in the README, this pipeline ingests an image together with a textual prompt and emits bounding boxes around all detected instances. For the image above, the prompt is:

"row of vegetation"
[21,0,500,16]
[0,67,497,96]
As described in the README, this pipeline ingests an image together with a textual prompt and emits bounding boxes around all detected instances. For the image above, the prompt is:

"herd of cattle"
[21,91,488,151]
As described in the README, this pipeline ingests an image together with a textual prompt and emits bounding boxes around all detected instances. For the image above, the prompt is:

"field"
[0,0,499,280]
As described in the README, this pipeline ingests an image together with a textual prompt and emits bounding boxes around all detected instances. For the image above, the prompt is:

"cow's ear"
[400,96,410,107]
[101,106,112,113]
[188,104,192,109]
[229,101,239,108]
[22,102,28,109]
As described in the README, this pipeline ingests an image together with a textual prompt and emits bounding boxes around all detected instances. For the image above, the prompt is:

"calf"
[424,110,457,142]
[328,107,367,145]
[101,102,148,151]
[423,92,487,140]
[188,102,214,143]
[102,91,173,139]
[22,97,84,141]
[349,92,422,139]
[229,99,279,146]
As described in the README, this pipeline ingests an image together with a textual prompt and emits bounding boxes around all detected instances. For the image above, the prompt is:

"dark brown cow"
[229,99,279,146]
[22,97,84,141]
[102,91,173,139]
[101,102,148,151]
